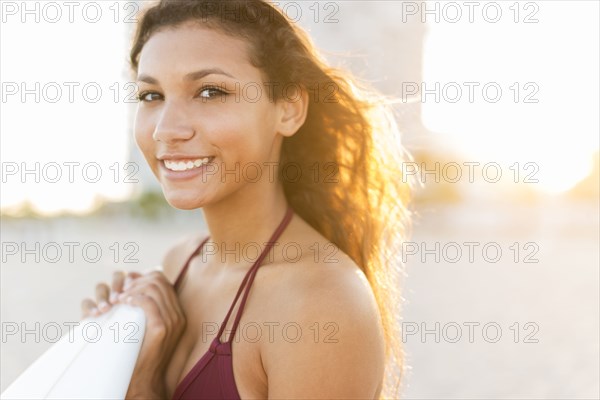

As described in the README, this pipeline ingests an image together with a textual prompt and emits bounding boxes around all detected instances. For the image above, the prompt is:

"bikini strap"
[173,236,210,290]
[217,206,294,343]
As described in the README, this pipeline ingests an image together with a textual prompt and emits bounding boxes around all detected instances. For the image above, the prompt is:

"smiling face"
[134,22,288,210]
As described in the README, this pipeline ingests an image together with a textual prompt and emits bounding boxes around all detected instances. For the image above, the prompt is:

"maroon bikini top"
[171,206,294,399]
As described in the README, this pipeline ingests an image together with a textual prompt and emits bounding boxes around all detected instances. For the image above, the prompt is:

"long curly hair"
[129,1,415,398]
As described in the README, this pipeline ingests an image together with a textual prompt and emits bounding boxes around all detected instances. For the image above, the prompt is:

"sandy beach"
[1,198,598,399]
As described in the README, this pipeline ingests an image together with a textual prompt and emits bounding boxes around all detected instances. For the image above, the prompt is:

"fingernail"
[123,278,132,290]
[118,292,127,301]
[126,296,133,304]
[98,301,109,311]
[91,307,100,316]
[109,292,118,304]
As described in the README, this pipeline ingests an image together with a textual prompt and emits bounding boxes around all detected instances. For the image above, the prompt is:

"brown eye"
[137,91,162,102]
[198,87,227,99]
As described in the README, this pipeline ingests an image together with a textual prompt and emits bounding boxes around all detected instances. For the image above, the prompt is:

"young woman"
[81,1,413,399]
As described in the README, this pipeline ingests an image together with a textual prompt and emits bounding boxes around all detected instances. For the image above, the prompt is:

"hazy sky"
[1,1,598,214]
[421,1,599,193]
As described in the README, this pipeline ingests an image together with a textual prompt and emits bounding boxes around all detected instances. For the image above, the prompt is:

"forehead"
[137,22,256,80]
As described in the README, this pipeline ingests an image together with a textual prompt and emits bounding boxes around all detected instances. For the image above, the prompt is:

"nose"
[152,101,195,143]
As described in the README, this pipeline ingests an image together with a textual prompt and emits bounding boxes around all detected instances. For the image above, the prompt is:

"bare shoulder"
[263,216,383,326]
[260,228,386,399]
[161,233,207,285]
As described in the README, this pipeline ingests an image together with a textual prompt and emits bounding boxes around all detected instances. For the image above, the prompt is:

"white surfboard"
[1,304,146,400]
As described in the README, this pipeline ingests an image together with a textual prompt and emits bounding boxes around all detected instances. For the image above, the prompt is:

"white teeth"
[164,158,212,172]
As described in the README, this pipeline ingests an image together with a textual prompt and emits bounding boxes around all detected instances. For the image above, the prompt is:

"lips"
[157,156,216,182]
[162,157,214,171]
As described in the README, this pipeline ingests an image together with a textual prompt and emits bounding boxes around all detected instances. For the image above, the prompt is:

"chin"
[162,191,208,210]
[166,201,202,211]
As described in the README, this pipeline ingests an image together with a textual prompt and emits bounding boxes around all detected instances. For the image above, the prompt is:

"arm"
[262,267,386,399]
[126,234,207,398]
[80,234,206,398]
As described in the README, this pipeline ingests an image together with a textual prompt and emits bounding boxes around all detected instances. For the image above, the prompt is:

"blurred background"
[1,1,598,398]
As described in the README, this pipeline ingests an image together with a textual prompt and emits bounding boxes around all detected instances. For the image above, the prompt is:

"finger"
[110,270,126,304]
[95,282,111,313]
[122,271,183,323]
[145,270,186,323]
[81,298,100,319]
[145,270,186,322]
[123,271,143,290]
[120,280,170,325]
[126,293,167,339]
[123,271,169,300]
[143,265,164,275]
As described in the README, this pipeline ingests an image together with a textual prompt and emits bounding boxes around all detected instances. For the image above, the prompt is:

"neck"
[201,182,290,266]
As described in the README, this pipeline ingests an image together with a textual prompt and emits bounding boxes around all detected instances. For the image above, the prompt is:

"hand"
[119,270,187,399]
[80,270,136,318]
[80,269,186,398]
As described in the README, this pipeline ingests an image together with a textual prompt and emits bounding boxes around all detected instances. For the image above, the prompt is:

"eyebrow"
[137,68,236,84]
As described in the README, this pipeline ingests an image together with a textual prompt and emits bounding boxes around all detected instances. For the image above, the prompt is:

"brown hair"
[130,1,415,398]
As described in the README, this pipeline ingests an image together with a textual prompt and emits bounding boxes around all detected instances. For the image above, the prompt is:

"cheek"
[133,111,156,162]
[205,105,276,160]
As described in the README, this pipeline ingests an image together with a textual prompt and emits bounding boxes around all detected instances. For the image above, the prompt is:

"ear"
[275,85,309,138]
